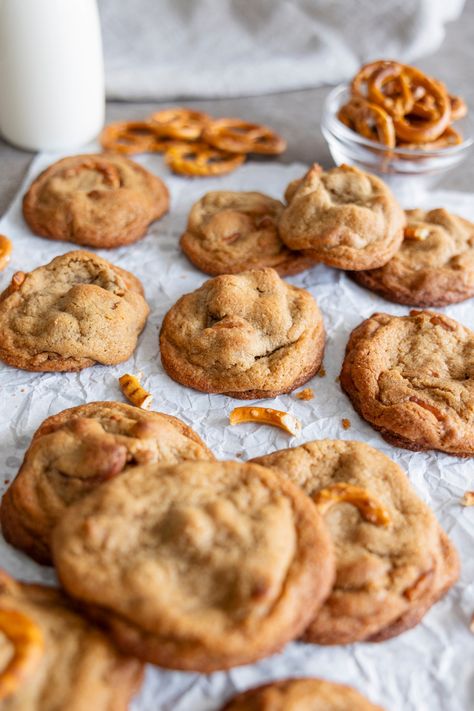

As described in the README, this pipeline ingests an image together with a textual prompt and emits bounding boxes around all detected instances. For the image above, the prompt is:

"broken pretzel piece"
[404,225,430,241]
[462,491,474,506]
[119,374,153,410]
[0,608,44,701]
[229,406,302,436]
[313,482,391,527]
[0,235,12,272]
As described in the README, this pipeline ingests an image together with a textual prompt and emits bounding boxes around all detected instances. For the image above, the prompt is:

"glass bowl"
[321,84,473,202]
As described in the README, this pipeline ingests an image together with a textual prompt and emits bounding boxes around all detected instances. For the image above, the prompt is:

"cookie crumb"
[317,367,326,377]
[462,491,474,506]
[470,613,474,634]
[335,375,340,383]
[295,387,314,401]
[342,418,351,430]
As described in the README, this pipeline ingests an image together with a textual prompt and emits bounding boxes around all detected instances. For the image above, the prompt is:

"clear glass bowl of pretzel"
[321,60,473,200]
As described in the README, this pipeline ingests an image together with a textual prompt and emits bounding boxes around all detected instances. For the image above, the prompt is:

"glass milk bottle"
[0,0,105,151]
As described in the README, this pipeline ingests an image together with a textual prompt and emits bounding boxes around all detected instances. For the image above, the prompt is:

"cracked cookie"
[220,678,384,710]
[180,191,314,276]
[252,440,459,644]
[23,153,169,248]
[52,460,335,671]
[340,310,474,456]
[159,268,325,398]
[352,208,474,306]
[1,401,214,565]
[278,164,405,270]
[0,251,149,372]
[0,570,143,710]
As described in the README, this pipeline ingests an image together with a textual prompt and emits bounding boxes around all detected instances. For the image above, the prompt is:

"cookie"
[340,310,474,456]
[159,268,325,398]
[352,208,474,306]
[220,678,384,711]
[278,164,405,270]
[251,440,459,644]
[180,191,315,277]
[23,153,169,248]
[1,401,214,565]
[52,460,335,672]
[0,570,143,709]
[0,251,149,372]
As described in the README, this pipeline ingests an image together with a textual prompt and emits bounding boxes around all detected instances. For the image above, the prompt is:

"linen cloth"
[98,0,465,100]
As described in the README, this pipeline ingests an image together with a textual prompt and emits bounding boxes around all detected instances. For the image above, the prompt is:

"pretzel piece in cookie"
[0,236,12,272]
[0,609,44,700]
[229,407,302,436]
[313,482,391,527]
[165,142,245,176]
[203,118,286,155]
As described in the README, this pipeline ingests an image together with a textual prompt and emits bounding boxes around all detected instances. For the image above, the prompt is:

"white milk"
[0,0,105,151]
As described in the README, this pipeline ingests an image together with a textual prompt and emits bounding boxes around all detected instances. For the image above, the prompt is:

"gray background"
[0,1,472,214]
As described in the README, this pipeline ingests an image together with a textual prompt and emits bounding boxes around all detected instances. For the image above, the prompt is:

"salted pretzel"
[398,126,462,151]
[350,60,401,98]
[338,97,395,147]
[367,64,414,117]
[203,118,287,155]
[229,406,302,436]
[165,142,245,176]
[150,108,210,140]
[312,482,391,527]
[100,121,176,155]
[0,608,44,700]
[392,67,451,143]
[0,235,12,272]
[449,94,468,121]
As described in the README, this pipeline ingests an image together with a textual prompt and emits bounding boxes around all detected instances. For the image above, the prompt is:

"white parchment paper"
[0,151,473,711]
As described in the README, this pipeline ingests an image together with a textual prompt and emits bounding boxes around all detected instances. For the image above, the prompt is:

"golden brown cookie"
[340,310,474,456]
[180,191,315,276]
[0,251,149,372]
[1,401,214,565]
[22,153,169,248]
[159,268,325,398]
[52,460,335,672]
[220,678,384,711]
[352,208,474,306]
[0,570,143,709]
[278,164,405,270]
[251,440,459,644]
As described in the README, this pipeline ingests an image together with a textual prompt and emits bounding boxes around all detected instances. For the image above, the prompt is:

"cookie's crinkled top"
[353,208,474,306]
[52,460,334,670]
[341,310,474,455]
[180,191,313,276]
[0,572,143,711]
[252,440,457,643]
[279,164,405,270]
[221,678,384,711]
[159,268,324,394]
[0,251,149,371]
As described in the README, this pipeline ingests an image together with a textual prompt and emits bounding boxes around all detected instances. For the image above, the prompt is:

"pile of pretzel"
[338,60,467,150]
[100,108,286,177]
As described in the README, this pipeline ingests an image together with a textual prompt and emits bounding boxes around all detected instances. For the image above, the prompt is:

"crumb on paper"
[295,387,314,401]
[342,418,351,430]
[462,491,474,506]
[335,375,340,383]
[317,367,326,377]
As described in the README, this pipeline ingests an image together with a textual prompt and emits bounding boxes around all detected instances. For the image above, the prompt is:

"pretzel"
[312,482,391,527]
[367,63,414,117]
[397,126,462,151]
[338,97,395,147]
[119,373,153,409]
[0,608,44,700]
[100,121,177,155]
[392,67,451,143]
[202,118,287,155]
[449,94,468,121]
[165,142,245,176]
[462,491,474,506]
[0,235,12,272]
[229,406,302,436]
[404,225,430,241]
[351,60,401,98]
[62,158,122,189]
[150,108,210,140]
[403,569,434,602]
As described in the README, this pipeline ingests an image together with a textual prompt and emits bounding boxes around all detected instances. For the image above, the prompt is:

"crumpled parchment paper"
[0,151,472,711]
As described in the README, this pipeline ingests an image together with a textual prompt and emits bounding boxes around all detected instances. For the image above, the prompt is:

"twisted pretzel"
[367,64,414,117]
[150,108,210,140]
[203,118,286,155]
[392,67,451,143]
[351,60,401,98]
[100,121,177,155]
[397,126,462,151]
[0,608,44,700]
[165,142,245,176]
[313,482,391,527]
[338,97,395,147]
[0,235,12,272]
